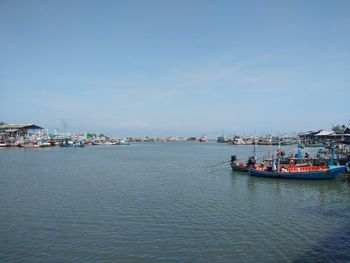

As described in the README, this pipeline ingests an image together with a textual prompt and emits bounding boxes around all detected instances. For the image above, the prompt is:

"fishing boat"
[37,140,51,147]
[217,136,228,143]
[230,155,259,172]
[231,162,259,172]
[231,162,248,172]
[232,137,247,145]
[118,138,130,145]
[230,154,309,172]
[247,144,346,179]
[60,140,84,147]
[304,143,323,148]
[105,141,117,145]
[257,136,279,145]
[92,140,104,145]
[8,139,23,147]
[199,136,208,143]
[248,165,346,180]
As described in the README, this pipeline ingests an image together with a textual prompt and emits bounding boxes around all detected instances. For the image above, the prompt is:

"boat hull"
[231,164,249,172]
[248,166,346,180]
[230,162,263,173]
[60,143,84,147]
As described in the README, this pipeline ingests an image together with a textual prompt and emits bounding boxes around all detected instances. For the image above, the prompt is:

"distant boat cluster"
[0,124,212,147]
[1,123,350,149]
[217,135,293,145]
[0,124,129,148]
[217,127,350,146]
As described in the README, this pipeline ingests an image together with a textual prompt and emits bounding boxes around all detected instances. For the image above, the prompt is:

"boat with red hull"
[230,162,308,173]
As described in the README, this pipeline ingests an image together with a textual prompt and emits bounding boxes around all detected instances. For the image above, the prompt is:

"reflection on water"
[295,223,350,263]
[230,169,350,262]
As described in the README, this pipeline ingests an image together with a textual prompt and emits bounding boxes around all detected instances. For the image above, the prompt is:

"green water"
[0,142,349,262]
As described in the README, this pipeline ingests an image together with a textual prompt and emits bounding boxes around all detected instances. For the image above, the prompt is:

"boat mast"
[297,144,303,164]
[277,138,281,172]
[330,143,334,166]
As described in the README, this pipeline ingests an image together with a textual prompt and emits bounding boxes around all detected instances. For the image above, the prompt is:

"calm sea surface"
[1,142,350,262]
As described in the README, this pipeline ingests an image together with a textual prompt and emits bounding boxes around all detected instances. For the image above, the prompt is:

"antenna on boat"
[297,143,303,164]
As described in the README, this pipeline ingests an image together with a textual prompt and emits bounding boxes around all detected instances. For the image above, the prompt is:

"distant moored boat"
[199,136,208,143]
[217,136,227,143]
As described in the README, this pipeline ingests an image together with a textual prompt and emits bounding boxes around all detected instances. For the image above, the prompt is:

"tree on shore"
[0,121,7,125]
[332,124,347,133]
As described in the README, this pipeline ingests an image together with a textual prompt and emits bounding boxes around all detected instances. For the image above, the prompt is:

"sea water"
[0,142,349,262]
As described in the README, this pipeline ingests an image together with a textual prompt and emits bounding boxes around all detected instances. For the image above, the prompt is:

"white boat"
[118,138,130,145]
[233,138,247,145]
[92,141,104,145]
[37,140,51,147]
[105,141,117,145]
[199,136,208,142]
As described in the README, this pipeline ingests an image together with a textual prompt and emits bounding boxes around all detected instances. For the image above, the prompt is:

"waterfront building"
[0,124,43,138]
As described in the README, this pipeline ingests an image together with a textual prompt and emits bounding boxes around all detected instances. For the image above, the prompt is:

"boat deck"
[254,165,329,173]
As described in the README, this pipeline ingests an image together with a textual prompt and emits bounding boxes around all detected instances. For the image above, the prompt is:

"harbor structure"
[298,127,350,146]
[0,124,43,138]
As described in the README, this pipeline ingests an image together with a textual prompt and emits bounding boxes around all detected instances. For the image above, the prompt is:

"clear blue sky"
[0,0,349,136]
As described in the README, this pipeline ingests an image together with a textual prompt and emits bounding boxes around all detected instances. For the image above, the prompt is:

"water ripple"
[1,143,350,262]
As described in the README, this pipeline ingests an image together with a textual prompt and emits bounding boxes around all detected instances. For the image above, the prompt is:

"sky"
[0,0,349,137]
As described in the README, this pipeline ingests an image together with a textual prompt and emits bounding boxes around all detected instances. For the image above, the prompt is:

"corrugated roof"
[5,129,19,132]
[0,124,43,130]
[298,131,314,136]
[315,130,335,136]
